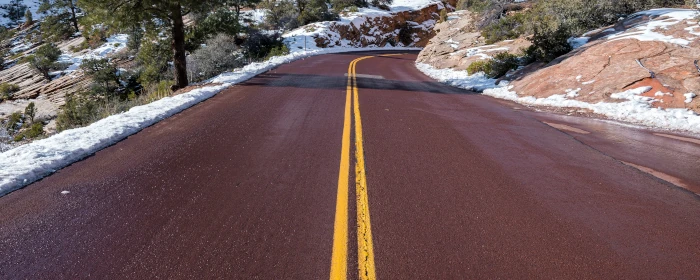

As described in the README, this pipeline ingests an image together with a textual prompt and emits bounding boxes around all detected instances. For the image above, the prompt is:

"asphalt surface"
[1,52,699,279]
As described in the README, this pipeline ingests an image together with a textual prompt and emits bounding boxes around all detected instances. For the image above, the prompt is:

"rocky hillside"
[418,8,700,115]
[285,0,457,49]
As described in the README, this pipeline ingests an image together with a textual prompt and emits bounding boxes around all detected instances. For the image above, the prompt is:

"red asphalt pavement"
[0,52,699,279]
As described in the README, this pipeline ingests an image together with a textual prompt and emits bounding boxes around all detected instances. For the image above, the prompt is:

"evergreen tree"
[37,0,80,33]
[0,0,28,25]
[225,0,262,19]
[79,0,227,90]
[28,43,62,81]
[24,9,33,25]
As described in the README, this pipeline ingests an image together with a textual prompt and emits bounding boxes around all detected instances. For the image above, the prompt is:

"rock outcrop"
[290,0,457,49]
[511,9,700,112]
[416,10,531,70]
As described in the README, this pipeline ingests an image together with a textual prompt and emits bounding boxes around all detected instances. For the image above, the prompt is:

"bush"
[489,52,519,78]
[262,0,298,29]
[80,58,120,92]
[136,39,173,85]
[265,45,290,60]
[0,82,20,101]
[24,102,35,123]
[466,52,519,78]
[481,12,527,44]
[24,9,32,24]
[28,43,63,80]
[13,122,43,141]
[186,8,242,52]
[5,111,22,132]
[397,24,413,46]
[187,34,245,82]
[467,60,493,76]
[439,9,447,23]
[243,30,286,59]
[56,92,98,131]
[528,24,573,62]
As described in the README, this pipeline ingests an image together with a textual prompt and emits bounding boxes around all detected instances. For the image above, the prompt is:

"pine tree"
[24,9,33,25]
[79,0,227,90]
[0,0,28,25]
[37,0,80,33]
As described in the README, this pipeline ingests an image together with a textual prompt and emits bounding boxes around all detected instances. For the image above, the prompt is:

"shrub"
[28,43,63,80]
[187,34,245,82]
[481,13,527,44]
[127,25,144,53]
[0,82,20,101]
[265,45,290,60]
[24,9,32,24]
[56,92,98,131]
[186,8,242,52]
[466,52,519,78]
[489,52,519,78]
[80,58,120,92]
[24,102,35,123]
[467,60,493,76]
[439,9,447,23]
[243,30,286,59]
[13,122,43,141]
[137,39,173,85]
[5,111,22,132]
[397,24,413,46]
[528,24,573,62]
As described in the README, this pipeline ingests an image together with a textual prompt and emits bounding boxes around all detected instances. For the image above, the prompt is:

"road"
[1,52,699,279]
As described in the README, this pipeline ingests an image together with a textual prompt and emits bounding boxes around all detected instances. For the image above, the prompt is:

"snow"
[0,45,420,196]
[415,63,700,134]
[565,88,581,98]
[607,9,699,46]
[0,0,43,27]
[56,34,129,75]
[568,37,590,49]
[685,92,697,103]
[415,63,499,92]
[390,0,440,12]
[240,9,267,25]
[582,80,596,85]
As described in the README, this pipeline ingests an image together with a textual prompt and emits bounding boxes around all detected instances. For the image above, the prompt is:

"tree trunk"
[170,3,188,90]
[69,1,79,33]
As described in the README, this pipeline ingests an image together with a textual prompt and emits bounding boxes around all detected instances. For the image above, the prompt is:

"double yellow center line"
[330,55,377,280]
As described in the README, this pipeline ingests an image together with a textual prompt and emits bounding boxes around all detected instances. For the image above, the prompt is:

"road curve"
[1,52,699,279]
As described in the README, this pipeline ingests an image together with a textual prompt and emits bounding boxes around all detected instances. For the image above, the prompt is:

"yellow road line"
[352,56,377,280]
[329,58,357,280]
[330,55,378,280]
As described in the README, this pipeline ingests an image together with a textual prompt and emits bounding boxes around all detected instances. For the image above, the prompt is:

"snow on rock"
[606,9,699,46]
[416,63,700,134]
[57,34,129,75]
[568,37,590,49]
[286,0,454,50]
[0,46,419,197]
[685,92,697,103]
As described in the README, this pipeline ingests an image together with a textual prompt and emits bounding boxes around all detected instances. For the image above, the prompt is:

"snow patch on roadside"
[415,63,700,134]
[0,46,420,197]
[415,63,499,91]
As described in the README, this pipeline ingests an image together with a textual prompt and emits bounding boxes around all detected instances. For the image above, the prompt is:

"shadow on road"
[240,73,476,95]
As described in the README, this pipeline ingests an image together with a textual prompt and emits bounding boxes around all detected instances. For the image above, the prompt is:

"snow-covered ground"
[416,62,700,134]
[55,34,129,76]
[0,45,419,196]
[0,0,43,27]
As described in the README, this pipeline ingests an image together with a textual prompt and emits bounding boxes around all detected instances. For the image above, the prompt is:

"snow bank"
[415,63,700,134]
[0,46,420,196]
[415,63,498,91]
